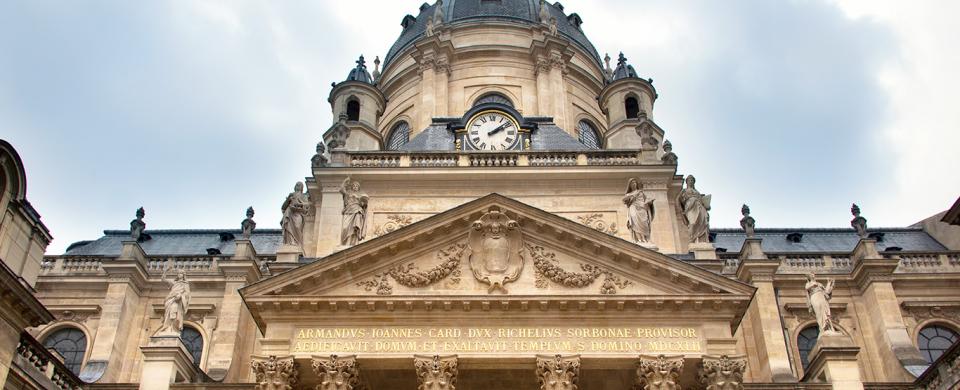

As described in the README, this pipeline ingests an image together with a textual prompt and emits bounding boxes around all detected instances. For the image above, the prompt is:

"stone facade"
[3,1,960,390]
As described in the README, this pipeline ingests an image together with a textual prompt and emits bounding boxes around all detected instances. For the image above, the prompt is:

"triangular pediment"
[241,194,755,329]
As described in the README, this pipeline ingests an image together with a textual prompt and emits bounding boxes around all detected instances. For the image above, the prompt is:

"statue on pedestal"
[433,0,445,26]
[806,273,840,335]
[740,204,756,238]
[157,268,190,336]
[130,207,146,240]
[850,203,868,238]
[340,177,369,246]
[539,0,551,24]
[281,182,310,249]
[241,207,256,239]
[624,178,655,245]
[677,175,712,244]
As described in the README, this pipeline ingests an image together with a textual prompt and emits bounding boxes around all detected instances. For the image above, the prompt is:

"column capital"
[311,354,363,390]
[250,355,298,390]
[414,354,458,390]
[636,354,683,390]
[699,354,747,390]
[536,354,580,390]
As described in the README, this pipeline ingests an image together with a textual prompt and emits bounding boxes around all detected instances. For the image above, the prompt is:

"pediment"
[241,194,754,328]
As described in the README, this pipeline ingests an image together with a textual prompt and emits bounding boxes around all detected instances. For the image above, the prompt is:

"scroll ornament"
[312,354,363,390]
[698,355,747,390]
[414,355,458,390]
[536,354,581,390]
[251,355,298,390]
[636,355,683,390]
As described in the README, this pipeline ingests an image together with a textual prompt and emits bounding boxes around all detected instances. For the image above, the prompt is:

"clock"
[464,110,521,151]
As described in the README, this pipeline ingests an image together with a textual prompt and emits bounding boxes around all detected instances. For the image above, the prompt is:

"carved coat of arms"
[466,209,524,293]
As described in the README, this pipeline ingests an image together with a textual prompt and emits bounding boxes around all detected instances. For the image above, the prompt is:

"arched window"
[346,99,361,121]
[918,325,959,363]
[577,120,601,149]
[473,93,513,107]
[43,328,87,375]
[625,96,640,119]
[387,121,410,150]
[180,327,204,365]
[797,326,820,371]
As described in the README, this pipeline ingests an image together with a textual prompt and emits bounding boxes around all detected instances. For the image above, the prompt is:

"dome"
[611,52,639,81]
[383,0,603,70]
[344,55,373,84]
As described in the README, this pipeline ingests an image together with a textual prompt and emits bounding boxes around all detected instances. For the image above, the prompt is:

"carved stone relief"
[575,213,619,236]
[536,354,580,390]
[528,245,632,294]
[414,355,458,390]
[373,214,415,237]
[356,243,465,295]
[312,354,363,390]
[466,210,523,293]
[636,354,684,390]
[698,355,747,390]
[251,355,298,390]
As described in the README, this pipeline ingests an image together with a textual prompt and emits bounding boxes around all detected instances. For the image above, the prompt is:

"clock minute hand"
[487,123,509,136]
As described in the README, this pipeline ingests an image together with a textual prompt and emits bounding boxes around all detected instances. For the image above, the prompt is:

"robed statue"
[340,177,369,246]
[130,207,146,240]
[623,178,655,245]
[677,175,712,244]
[281,182,309,249]
[805,273,840,335]
[158,268,190,336]
[466,210,523,293]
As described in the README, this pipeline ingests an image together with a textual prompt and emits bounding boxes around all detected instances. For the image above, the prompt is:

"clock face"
[465,111,521,151]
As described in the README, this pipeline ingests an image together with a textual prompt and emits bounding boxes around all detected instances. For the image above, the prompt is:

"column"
[251,355,298,390]
[699,355,748,390]
[736,251,797,383]
[90,240,148,382]
[548,51,569,131]
[851,239,927,381]
[434,55,450,118]
[418,56,437,133]
[205,258,260,381]
[535,57,552,117]
[536,354,580,390]
[311,354,362,390]
[414,354,458,390]
[636,355,683,389]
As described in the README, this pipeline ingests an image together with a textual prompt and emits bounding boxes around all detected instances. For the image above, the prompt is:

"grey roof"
[711,228,947,254]
[345,55,374,84]
[384,0,602,70]
[62,230,283,256]
[400,119,589,151]
[611,52,639,81]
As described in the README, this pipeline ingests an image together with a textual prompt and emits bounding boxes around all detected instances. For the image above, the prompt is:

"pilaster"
[699,354,748,390]
[536,354,580,390]
[251,355,298,390]
[312,354,363,390]
[801,334,863,390]
[206,260,261,381]
[414,354,458,390]
[636,354,683,389]
[736,257,797,383]
[314,178,350,258]
[850,238,928,380]
[138,336,202,390]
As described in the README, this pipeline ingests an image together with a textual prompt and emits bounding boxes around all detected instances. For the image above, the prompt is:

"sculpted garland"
[528,244,632,294]
[356,243,465,295]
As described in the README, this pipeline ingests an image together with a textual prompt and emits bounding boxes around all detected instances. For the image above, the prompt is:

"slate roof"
[400,119,588,151]
[711,228,947,254]
[384,0,603,70]
[62,230,283,257]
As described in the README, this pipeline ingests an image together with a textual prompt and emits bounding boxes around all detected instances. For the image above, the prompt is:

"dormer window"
[786,233,803,243]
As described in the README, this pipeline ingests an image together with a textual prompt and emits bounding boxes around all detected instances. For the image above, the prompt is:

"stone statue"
[425,16,435,37]
[624,178,655,245]
[805,273,840,335]
[281,182,310,249]
[539,0,551,24]
[372,56,381,82]
[660,140,678,165]
[740,204,755,238]
[850,203,868,238]
[677,175,712,244]
[157,268,190,336]
[467,209,523,293]
[603,53,613,81]
[340,177,369,246]
[548,17,558,36]
[433,0,444,25]
[130,207,146,240]
[241,207,256,239]
[311,141,328,167]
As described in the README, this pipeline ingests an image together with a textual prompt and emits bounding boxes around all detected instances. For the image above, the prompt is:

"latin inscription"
[292,326,701,354]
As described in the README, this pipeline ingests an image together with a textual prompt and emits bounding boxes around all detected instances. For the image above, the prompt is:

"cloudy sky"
[1,0,957,254]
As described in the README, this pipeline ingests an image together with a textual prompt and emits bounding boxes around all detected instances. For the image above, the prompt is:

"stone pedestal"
[640,145,659,164]
[738,238,766,260]
[233,239,258,261]
[139,336,201,390]
[689,242,718,260]
[851,238,880,261]
[802,334,863,390]
[275,244,302,263]
[736,257,797,383]
[120,240,147,263]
